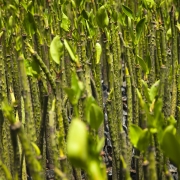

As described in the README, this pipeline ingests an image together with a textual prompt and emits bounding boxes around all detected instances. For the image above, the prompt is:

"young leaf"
[23,12,36,36]
[161,131,180,166]
[121,5,134,20]
[50,35,64,64]
[129,124,143,148]
[86,20,96,38]
[96,5,109,28]
[137,129,151,152]
[89,104,103,130]
[135,17,146,45]
[95,43,102,64]
[67,118,88,168]
[64,72,84,105]
[64,39,79,65]
[137,55,149,74]
[149,80,160,101]
[60,12,70,32]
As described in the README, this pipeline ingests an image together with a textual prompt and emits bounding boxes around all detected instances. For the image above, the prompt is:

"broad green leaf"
[89,104,104,130]
[64,88,76,105]
[60,12,70,32]
[84,96,103,130]
[137,129,151,152]
[24,59,40,78]
[96,5,109,28]
[50,35,64,64]
[161,131,180,166]
[23,12,36,36]
[112,11,118,22]
[121,5,134,20]
[64,72,84,105]
[96,137,105,153]
[149,80,160,101]
[129,124,143,148]
[64,39,79,65]
[85,96,96,120]
[137,55,149,74]
[135,17,146,45]
[67,118,88,168]
[95,43,102,64]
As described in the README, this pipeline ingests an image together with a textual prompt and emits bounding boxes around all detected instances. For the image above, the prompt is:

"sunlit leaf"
[129,124,143,148]
[67,118,88,168]
[149,80,160,101]
[95,43,102,64]
[137,129,151,152]
[64,72,84,105]
[96,5,109,28]
[60,12,70,32]
[161,131,180,166]
[50,35,64,64]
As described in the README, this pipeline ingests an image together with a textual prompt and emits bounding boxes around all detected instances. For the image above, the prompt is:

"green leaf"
[64,72,84,105]
[23,12,36,36]
[27,1,34,15]
[137,55,149,74]
[24,59,40,78]
[8,16,14,28]
[64,39,79,65]
[121,5,134,20]
[96,5,109,28]
[81,9,89,20]
[86,20,96,38]
[95,43,102,64]
[161,131,180,166]
[149,80,160,101]
[60,12,70,32]
[154,98,163,122]
[50,35,64,64]
[137,129,151,152]
[96,137,105,153]
[129,124,143,148]
[15,36,22,51]
[135,17,146,45]
[89,104,104,130]
[67,118,88,168]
